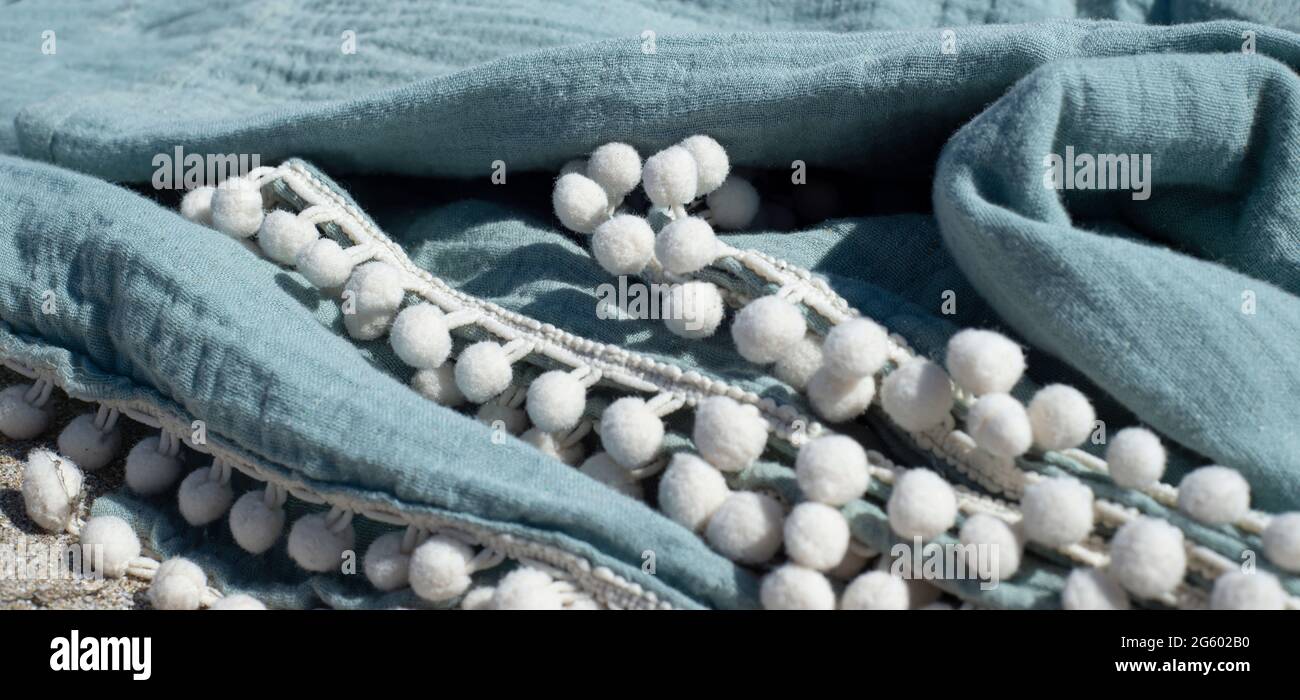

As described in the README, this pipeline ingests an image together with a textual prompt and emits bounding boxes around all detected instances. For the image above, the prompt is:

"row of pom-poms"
[18,446,588,610]
[547,140,1293,604]
[669,423,1297,610]
[547,138,943,423]
[2,382,606,608]
[175,173,699,477]
[6,378,1295,610]
[612,358,1300,609]
[164,167,1289,606]
[550,138,782,349]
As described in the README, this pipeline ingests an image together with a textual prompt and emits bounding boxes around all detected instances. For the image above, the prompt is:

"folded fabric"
[1,0,1298,610]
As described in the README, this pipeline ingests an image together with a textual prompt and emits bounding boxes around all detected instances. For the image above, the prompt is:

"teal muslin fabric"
[0,0,1298,607]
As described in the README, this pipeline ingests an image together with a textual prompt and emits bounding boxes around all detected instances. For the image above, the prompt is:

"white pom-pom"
[841,571,910,610]
[57,413,122,472]
[586,142,642,199]
[966,393,1033,458]
[492,568,565,610]
[0,384,52,439]
[707,176,760,230]
[552,173,609,234]
[180,186,215,226]
[1177,466,1250,525]
[210,178,264,238]
[822,318,889,379]
[959,514,1022,579]
[662,281,724,339]
[296,238,354,288]
[732,296,806,364]
[641,146,698,209]
[760,564,835,610]
[520,428,584,465]
[578,453,643,499]
[945,329,1025,395]
[476,403,527,435]
[591,214,655,275]
[362,531,411,592]
[389,303,452,370]
[599,397,663,468]
[654,216,718,275]
[887,469,957,539]
[807,368,875,423]
[177,468,234,526]
[679,135,730,197]
[342,261,406,340]
[693,396,767,473]
[705,491,784,564]
[1026,384,1095,451]
[773,335,822,390]
[461,586,496,610]
[124,437,182,496]
[1061,568,1130,610]
[1105,427,1165,488]
[228,491,285,555]
[526,371,586,433]
[409,535,474,602]
[257,210,318,265]
[78,516,140,578]
[1109,517,1186,599]
[881,358,954,432]
[784,502,850,571]
[1263,512,1300,572]
[21,449,83,532]
[657,453,729,532]
[454,342,513,403]
[1210,571,1285,610]
[287,513,355,573]
[1021,476,1094,547]
[795,435,869,506]
[209,594,266,610]
[148,558,206,610]
[411,363,466,407]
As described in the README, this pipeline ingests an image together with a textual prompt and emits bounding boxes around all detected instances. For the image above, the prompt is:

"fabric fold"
[934,52,1300,509]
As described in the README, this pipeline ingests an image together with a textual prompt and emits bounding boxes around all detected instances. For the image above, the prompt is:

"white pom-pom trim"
[1108,517,1186,599]
[887,469,957,539]
[552,173,610,234]
[693,396,768,473]
[760,564,835,610]
[1026,384,1095,451]
[732,295,806,365]
[946,329,1025,395]
[586,142,643,200]
[880,358,954,432]
[1263,512,1300,572]
[1020,476,1094,547]
[678,135,730,197]
[287,509,356,573]
[1105,427,1165,489]
[21,449,83,532]
[795,435,869,506]
[1177,465,1250,525]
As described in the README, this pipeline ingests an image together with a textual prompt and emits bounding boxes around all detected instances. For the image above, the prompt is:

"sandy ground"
[0,370,151,609]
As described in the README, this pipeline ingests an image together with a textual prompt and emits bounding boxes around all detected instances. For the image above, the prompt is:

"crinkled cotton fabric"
[1,0,1299,608]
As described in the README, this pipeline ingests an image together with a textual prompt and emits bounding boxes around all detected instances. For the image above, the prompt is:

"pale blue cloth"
[1,0,1298,608]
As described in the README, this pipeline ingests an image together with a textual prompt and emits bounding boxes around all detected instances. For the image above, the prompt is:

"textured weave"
[0,1,1298,608]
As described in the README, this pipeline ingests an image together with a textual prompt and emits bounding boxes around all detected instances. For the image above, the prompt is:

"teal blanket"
[1,0,1297,608]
